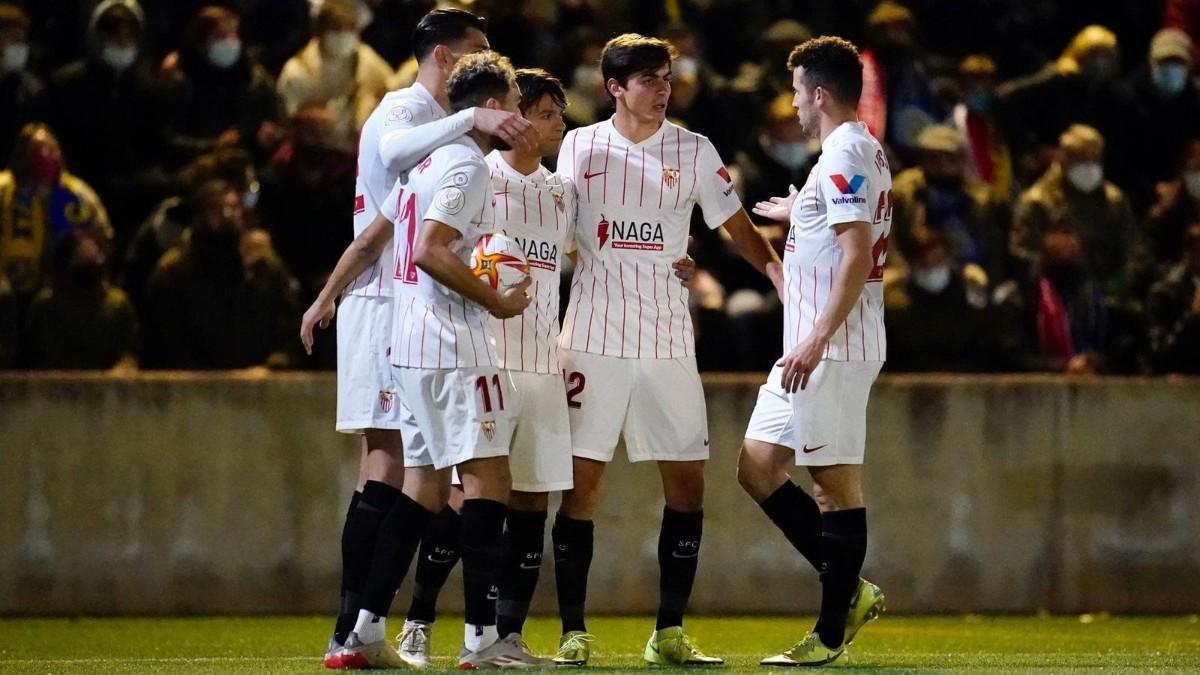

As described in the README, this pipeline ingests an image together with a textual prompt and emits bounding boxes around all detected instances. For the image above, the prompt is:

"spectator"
[277,0,394,151]
[995,25,1138,189]
[258,104,354,306]
[891,125,1010,285]
[0,271,14,367]
[1143,138,1200,270]
[1010,124,1135,295]
[1147,224,1200,373]
[858,1,943,163]
[884,231,995,372]
[142,179,297,370]
[159,5,285,167]
[0,3,44,165]
[24,230,137,371]
[950,54,1015,202]
[1128,28,1200,206]
[121,149,259,311]
[0,123,112,302]
[45,0,169,253]
[733,92,818,220]
[994,226,1109,374]
[1165,0,1200,64]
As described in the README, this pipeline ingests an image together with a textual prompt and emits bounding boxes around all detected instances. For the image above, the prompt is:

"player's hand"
[300,296,337,356]
[777,335,827,393]
[752,184,798,223]
[673,238,697,282]
[489,276,533,319]
[474,108,538,153]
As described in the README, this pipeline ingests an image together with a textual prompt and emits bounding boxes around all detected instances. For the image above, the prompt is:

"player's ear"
[483,97,502,110]
[605,78,623,100]
[433,44,454,70]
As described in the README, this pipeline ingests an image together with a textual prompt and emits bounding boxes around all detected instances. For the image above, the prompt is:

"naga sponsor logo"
[512,235,559,271]
[596,214,665,251]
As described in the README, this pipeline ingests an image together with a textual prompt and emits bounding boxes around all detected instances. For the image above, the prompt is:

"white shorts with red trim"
[560,350,709,463]
[336,294,416,434]
[744,359,882,466]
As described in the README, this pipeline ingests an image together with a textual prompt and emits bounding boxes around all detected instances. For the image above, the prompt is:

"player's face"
[522,94,567,158]
[791,66,821,139]
[612,64,672,124]
[487,83,522,151]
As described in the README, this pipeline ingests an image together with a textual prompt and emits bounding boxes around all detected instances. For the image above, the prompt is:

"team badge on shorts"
[662,166,680,189]
[378,389,395,413]
[481,419,496,441]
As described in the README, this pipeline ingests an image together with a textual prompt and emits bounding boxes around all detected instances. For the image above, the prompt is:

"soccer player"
[302,50,537,668]
[316,7,534,668]
[552,34,784,666]
[738,36,890,667]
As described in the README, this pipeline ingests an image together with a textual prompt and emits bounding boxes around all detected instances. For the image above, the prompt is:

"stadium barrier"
[1,372,1198,616]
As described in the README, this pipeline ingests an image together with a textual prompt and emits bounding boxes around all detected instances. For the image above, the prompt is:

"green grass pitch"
[1,615,1198,673]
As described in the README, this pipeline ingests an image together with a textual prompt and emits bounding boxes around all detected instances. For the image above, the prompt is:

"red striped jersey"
[485,151,576,374]
[348,83,446,298]
[784,122,891,362]
[556,118,742,359]
[386,138,498,369]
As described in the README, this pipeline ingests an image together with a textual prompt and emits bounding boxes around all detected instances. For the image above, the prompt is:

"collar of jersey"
[410,81,447,117]
[603,117,668,147]
[488,150,547,184]
[821,120,867,152]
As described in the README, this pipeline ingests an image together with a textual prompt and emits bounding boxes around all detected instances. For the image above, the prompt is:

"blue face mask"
[964,88,991,112]
[1152,62,1190,97]
[207,38,241,69]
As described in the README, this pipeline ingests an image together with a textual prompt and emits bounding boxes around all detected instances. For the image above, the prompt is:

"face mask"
[242,181,260,210]
[1152,62,1190,96]
[1066,162,1103,193]
[322,31,358,60]
[1,42,29,73]
[1184,170,1200,200]
[207,38,241,69]
[912,264,952,293]
[964,87,991,112]
[764,141,811,170]
[100,44,138,72]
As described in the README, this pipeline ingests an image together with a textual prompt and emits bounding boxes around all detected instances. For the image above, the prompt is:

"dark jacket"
[24,284,138,369]
[1147,262,1200,374]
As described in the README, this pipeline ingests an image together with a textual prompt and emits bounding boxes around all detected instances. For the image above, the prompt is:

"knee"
[663,471,705,512]
[736,444,778,502]
[560,482,600,518]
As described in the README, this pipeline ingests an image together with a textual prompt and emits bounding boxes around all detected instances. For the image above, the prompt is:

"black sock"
[656,506,703,630]
[335,483,399,642]
[759,481,823,572]
[361,493,434,617]
[813,508,867,649]
[460,499,507,628]
[406,505,462,623]
[497,509,547,637]
[552,513,594,634]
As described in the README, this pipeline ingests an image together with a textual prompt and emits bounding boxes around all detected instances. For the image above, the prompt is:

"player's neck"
[611,108,662,144]
[500,149,542,176]
[415,68,451,111]
[466,128,493,154]
[819,109,858,143]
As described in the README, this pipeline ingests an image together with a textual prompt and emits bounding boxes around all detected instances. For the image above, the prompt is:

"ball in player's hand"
[469,233,530,290]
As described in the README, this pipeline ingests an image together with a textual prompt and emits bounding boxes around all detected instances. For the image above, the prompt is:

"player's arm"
[778,221,872,392]
[379,107,536,173]
[299,214,392,354]
[412,220,530,318]
[719,209,784,297]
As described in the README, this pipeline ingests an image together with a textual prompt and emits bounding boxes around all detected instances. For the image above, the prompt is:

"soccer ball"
[469,233,530,290]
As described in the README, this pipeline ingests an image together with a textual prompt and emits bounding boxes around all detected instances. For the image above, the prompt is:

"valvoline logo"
[829,173,866,194]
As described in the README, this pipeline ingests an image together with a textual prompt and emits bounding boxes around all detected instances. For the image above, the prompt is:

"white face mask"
[207,38,241,69]
[1185,170,1200,200]
[100,44,138,72]
[1066,162,1104,193]
[2,42,29,73]
[764,140,811,170]
[913,264,952,293]
[322,31,358,60]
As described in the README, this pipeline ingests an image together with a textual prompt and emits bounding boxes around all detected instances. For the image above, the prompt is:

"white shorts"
[508,371,574,492]
[560,350,709,463]
[336,294,412,433]
[396,365,515,470]
[744,359,883,466]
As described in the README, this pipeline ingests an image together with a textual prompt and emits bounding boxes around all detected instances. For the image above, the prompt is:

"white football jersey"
[556,118,742,358]
[486,151,576,374]
[784,121,891,362]
[348,83,447,298]
[384,138,498,369]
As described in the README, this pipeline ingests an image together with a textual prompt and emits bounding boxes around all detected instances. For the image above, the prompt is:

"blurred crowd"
[0,0,1198,375]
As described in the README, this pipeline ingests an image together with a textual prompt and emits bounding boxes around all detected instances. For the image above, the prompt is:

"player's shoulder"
[821,123,885,171]
[425,140,488,182]
[666,119,711,145]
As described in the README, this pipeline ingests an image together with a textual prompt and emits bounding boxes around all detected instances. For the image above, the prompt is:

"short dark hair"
[600,33,677,90]
[447,50,516,113]
[787,36,863,105]
[515,68,566,113]
[411,8,487,62]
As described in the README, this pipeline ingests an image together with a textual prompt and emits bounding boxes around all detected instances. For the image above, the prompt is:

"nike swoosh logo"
[802,444,827,454]
[583,170,606,180]
[703,438,710,447]
[519,562,541,570]
[426,555,455,564]
[671,551,699,559]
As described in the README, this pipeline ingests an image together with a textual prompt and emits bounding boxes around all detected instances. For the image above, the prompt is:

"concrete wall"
[1,373,1197,616]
